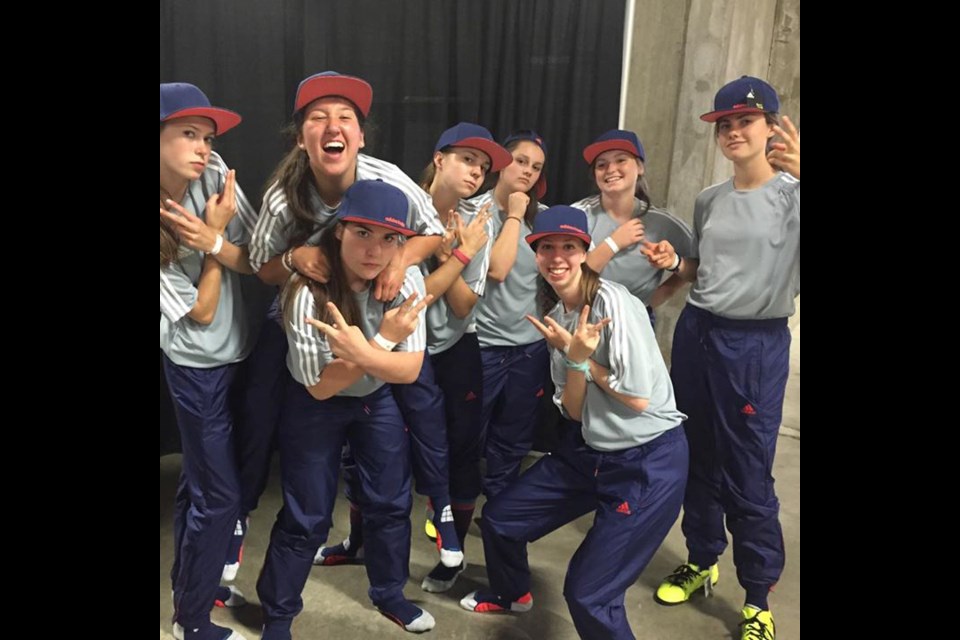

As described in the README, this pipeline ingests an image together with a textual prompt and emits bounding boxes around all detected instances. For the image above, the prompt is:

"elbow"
[189,308,216,326]
[627,397,650,413]
[307,383,334,401]
[562,400,583,422]
[398,370,420,384]
[398,353,425,383]
[450,300,477,319]
[486,269,507,283]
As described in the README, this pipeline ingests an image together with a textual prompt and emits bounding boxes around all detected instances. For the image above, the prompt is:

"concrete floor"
[160,323,800,639]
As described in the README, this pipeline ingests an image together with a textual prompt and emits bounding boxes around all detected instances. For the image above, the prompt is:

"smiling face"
[499,140,545,195]
[335,222,400,291]
[535,234,588,293]
[715,113,775,164]
[593,149,642,197]
[435,147,491,199]
[299,97,366,180]
[159,116,216,187]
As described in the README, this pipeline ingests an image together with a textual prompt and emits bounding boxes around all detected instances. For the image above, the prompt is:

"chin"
[315,156,353,176]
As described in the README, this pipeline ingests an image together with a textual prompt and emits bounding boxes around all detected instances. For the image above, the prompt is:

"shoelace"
[739,613,774,640]
[665,563,704,587]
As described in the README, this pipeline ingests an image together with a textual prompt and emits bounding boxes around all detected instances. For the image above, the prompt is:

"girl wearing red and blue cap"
[160,82,255,640]
[312,123,506,592]
[465,130,551,501]
[256,179,437,637]
[414,123,507,592]
[647,76,799,640]
[234,72,445,577]
[573,129,693,323]
[460,206,688,640]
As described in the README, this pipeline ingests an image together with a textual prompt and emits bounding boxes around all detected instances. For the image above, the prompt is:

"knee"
[562,579,594,616]
[362,493,412,523]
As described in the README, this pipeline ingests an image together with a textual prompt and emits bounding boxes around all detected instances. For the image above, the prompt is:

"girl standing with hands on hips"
[159,82,254,640]
[647,76,799,640]
[461,206,688,640]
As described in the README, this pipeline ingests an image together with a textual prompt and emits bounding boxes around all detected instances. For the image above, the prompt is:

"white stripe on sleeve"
[159,269,193,323]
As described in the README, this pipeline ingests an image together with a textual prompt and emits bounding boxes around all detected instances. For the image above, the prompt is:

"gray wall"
[620,0,800,358]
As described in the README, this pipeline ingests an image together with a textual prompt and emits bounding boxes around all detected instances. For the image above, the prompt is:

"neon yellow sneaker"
[424,504,437,541]
[740,606,775,640]
[654,563,719,605]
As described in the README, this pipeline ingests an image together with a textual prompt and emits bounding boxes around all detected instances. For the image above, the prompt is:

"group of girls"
[160,70,798,640]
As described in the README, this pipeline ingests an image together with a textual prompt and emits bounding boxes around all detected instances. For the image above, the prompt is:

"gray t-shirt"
[688,173,800,319]
[571,196,692,305]
[422,202,493,355]
[285,267,427,397]
[549,280,686,451]
[249,154,444,270]
[159,152,257,368]
[469,190,548,348]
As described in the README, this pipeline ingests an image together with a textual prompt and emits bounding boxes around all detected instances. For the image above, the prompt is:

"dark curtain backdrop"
[160,0,625,208]
[159,0,625,455]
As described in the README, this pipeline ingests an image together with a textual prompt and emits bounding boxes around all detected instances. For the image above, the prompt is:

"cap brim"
[525,230,591,246]
[699,107,766,123]
[162,107,242,135]
[453,137,513,173]
[295,76,373,117]
[340,216,417,237]
[535,176,547,200]
[582,140,642,165]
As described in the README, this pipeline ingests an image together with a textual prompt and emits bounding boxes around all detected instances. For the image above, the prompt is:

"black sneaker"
[420,560,466,593]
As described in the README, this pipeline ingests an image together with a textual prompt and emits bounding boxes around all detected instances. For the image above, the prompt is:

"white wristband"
[668,253,681,271]
[210,233,224,256]
[604,236,620,254]
[372,332,398,351]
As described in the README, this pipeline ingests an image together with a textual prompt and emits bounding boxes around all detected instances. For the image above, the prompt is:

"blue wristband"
[564,358,593,382]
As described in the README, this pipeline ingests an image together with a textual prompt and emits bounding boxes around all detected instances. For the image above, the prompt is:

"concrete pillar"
[621,0,799,361]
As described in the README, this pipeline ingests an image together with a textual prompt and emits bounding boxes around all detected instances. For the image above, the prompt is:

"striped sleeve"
[249,182,294,271]
[207,152,257,240]
[550,352,570,417]
[546,304,572,418]
[595,284,650,397]
[392,267,427,353]
[569,195,599,212]
[159,265,196,323]
[286,286,334,385]
[571,196,600,250]
[458,202,494,297]
[358,156,444,236]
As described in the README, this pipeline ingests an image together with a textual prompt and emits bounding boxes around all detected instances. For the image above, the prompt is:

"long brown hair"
[487,137,545,228]
[418,150,449,191]
[281,221,362,329]
[266,99,367,248]
[533,238,601,316]
[160,122,180,267]
[160,212,180,267]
